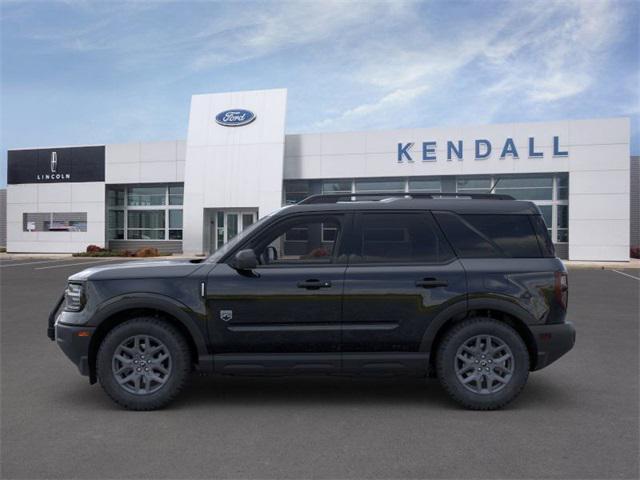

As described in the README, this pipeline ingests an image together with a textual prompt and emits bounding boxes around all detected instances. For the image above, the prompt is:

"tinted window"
[434,212,500,258]
[531,215,555,257]
[252,215,343,265]
[353,213,454,264]
[435,212,542,258]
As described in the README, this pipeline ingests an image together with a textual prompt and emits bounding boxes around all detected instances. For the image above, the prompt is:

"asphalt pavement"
[1,258,638,479]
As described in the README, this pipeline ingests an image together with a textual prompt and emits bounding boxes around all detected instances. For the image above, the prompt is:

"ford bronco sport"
[49,192,575,410]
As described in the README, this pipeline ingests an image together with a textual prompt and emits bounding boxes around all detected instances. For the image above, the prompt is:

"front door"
[341,211,467,372]
[206,213,349,364]
[210,211,257,253]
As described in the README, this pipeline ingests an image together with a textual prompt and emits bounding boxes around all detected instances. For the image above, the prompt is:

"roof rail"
[298,191,515,204]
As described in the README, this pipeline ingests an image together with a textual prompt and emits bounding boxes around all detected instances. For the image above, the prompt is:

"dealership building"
[4,88,637,261]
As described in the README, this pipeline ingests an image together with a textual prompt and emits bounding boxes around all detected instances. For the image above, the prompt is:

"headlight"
[64,283,85,312]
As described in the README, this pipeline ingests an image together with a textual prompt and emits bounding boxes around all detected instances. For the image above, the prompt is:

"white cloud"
[306,0,628,130]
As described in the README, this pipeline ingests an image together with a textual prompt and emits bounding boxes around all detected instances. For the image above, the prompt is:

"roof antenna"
[488,178,501,194]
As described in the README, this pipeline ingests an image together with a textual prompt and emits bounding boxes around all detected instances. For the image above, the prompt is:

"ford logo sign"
[215,109,256,127]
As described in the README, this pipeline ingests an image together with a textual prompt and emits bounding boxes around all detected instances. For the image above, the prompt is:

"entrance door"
[210,211,257,253]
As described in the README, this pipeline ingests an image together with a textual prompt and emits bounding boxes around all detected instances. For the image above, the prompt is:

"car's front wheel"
[96,317,191,410]
[436,318,529,410]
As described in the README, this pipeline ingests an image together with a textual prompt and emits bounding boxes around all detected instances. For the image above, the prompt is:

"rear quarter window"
[434,212,543,258]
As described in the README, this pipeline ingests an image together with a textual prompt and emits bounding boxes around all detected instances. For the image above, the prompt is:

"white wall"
[6,182,105,253]
[106,140,186,183]
[284,117,630,261]
[182,88,287,254]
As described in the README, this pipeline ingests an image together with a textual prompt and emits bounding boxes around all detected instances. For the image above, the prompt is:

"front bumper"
[530,321,576,370]
[53,319,95,377]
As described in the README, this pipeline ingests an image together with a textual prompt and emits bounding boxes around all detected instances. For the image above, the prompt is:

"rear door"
[341,211,467,373]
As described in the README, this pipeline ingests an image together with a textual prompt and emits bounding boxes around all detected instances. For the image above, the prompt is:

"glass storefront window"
[127,210,165,240]
[355,178,405,192]
[107,210,124,239]
[557,174,569,200]
[107,184,183,242]
[493,175,553,200]
[457,177,492,191]
[409,178,441,192]
[322,180,352,193]
[169,185,184,205]
[107,188,125,206]
[284,180,310,205]
[127,186,166,206]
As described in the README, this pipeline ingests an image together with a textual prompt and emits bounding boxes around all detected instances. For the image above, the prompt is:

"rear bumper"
[54,321,95,377]
[530,321,576,371]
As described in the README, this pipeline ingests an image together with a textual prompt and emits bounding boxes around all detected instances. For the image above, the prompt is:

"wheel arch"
[87,294,209,383]
[421,298,539,371]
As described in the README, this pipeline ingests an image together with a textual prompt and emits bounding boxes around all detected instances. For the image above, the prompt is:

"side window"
[251,215,343,265]
[353,212,454,264]
[434,212,543,258]
[461,214,542,258]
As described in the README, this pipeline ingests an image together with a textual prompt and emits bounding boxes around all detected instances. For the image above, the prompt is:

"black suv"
[49,193,575,410]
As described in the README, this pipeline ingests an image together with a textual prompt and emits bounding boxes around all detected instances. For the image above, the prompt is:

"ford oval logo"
[215,109,256,127]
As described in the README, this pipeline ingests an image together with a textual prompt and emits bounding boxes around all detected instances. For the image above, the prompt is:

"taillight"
[555,271,568,309]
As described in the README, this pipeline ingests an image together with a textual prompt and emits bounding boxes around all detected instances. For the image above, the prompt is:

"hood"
[68,259,207,282]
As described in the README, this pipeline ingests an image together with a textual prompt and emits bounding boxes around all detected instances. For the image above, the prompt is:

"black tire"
[436,318,529,410]
[97,317,191,410]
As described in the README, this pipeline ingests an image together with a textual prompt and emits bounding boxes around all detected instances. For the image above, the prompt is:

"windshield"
[206,209,281,263]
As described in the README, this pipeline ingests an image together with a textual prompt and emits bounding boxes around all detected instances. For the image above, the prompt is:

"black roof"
[277,193,540,216]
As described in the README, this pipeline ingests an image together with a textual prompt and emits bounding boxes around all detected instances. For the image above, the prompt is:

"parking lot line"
[33,259,123,270]
[0,259,72,268]
[611,269,640,281]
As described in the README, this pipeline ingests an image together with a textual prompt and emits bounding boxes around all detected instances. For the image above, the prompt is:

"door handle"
[297,279,332,290]
[415,278,448,288]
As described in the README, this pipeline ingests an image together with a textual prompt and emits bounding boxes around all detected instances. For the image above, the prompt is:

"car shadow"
[57,373,577,412]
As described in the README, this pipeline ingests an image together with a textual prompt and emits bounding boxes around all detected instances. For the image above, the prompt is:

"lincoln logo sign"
[215,109,256,127]
[37,151,70,181]
[397,136,568,163]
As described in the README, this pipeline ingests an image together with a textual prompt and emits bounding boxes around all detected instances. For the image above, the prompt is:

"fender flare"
[89,293,209,360]
[419,296,537,353]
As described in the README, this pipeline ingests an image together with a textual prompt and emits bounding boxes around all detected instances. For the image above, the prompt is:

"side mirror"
[232,249,258,271]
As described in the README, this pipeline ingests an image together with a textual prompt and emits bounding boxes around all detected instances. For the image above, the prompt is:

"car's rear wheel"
[436,318,529,410]
[97,317,190,410]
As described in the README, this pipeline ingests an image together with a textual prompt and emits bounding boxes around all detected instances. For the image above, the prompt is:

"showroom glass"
[169,185,184,205]
[106,184,183,241]
[409,178,441,192]
[493,176,553,200]
[457,177,492,192]
[322,180,352,193]
[284,180,310,205]
[256,216,342,264]
[127,186,166,206]
[169,210,183,240]
[353,213,454,264]
[127,210,165,239]
[355,178,405,192]
[23,212,87,232]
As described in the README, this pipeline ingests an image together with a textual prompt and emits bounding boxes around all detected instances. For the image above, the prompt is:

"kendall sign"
[397,136,568,163]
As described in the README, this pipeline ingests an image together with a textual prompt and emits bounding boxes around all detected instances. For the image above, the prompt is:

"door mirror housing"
[232,249,258,271]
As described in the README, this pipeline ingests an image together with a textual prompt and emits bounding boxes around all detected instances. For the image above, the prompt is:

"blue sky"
[1,0,638,187]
